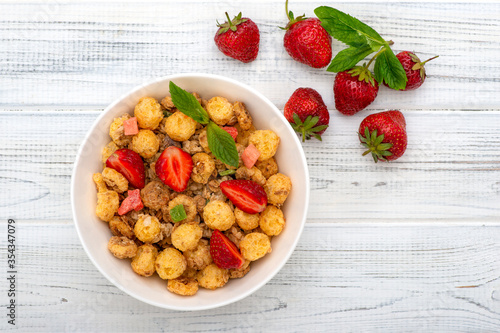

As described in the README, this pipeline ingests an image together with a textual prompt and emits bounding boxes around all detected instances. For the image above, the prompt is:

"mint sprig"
[169,81,209,124]
[168,82,239,167]
[207,122,239,168]
[314,6,407,90]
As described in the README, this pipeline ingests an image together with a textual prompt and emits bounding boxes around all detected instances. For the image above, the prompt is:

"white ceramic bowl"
[71,73,310,311]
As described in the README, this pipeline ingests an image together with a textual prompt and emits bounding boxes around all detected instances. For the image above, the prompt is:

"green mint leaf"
[327,44,374,73]
[219,169,236,176]
[170,204,187,223]
[315,6,386,51]
[374,47,408,90]
[206,121,239,167]
[169,81,209,124]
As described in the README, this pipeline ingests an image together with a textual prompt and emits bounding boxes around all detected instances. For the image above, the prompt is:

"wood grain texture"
[1,110,499,221]
[3,223,500,332]
[0,2,498,108]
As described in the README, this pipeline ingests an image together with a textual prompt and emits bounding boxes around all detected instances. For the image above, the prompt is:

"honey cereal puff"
[206,96,235,125]
[259,205,285,236]
[134,97,163,130]
[102,141,118,164]
[130,129,160,159]
[102,167,129,193]
[134,215,162,243]
[140,180,170,211]
[155,247,187,280]
[235,124,256,146]
[191,153,216,184]
[248,130,280,161]
[96,191,119,222]
[235,166,266,186]
[164,111,197,142]
[171,222,203,252]
[131,244,158,277]
[234,207,260,231]
[196,263,229,290]
[109,216,135,239]
[264,173,292,206]
[202,200,235,231]
[165,194,197,223]
[167,277,199,296]
[183,240,212,270]
[254,157,279,179]
[108,236,138,259]
[109,114,132,147]
[239,232,271,261]
[233,101,253,130]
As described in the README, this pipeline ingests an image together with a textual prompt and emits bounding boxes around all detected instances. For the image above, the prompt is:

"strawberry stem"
[366,46,386,68]
[285,0,291,21]
[225,12,234,31]
[421,55,439,65]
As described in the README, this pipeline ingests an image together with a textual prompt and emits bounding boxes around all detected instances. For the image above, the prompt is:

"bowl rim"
[71,73,310,311]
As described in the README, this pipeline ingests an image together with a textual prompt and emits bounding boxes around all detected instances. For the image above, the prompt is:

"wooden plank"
[5,223,500,331]
[0,2,498,108]
[1,110,499,221]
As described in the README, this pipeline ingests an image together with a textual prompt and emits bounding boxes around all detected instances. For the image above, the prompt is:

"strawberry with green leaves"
[214,12,260,63]
[388,51,439,91]
[334,64,379,115]
[358,110,407,162]
[282,0,332,68]
[284,87,329,141]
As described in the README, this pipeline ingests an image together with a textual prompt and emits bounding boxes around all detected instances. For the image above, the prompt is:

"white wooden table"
[2,1,500,331]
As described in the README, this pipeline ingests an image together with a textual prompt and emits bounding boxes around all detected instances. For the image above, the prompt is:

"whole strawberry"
[284,87,329,141]
[386,51,439,90]
[358,110,407,162]
[282,0,332,68]
[214,12,260,63]
[334,65,379,115]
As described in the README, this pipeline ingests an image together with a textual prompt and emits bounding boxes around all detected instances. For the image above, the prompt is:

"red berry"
[220,179,267,214]
[118,189,144,215]
[106,149,145,189]
[284,87,329,141]
[388,51,439,91]
[210,230,245,269]
[358,110,407,162]
[155,146,193,192]
[222,126,238,140]
[214,12,260,63]
[334,67,379,115]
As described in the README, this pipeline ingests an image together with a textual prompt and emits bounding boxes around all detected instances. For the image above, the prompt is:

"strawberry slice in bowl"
[106,149,145,189]
[210,230,245,269]
[155,146,193,192]
[220,179,267,214]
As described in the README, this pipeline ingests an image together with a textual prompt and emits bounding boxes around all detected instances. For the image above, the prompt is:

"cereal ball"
[233,101,253,130]
[96,191,119,222]
[259,205,285,236]
[191,153,215,184]
[264,173,292,206]
[130,129,159,159]
[109,216,135,239]
[206,96,235,125]
[167,277,199,296]
[235,124,255,146]
[229,260,251,279]
[102,141,118,164]
[108,236,137,259]
[102,167,129,193]
[203,201,235,231]
[184,240,212,270]
[198,128,211,153]
[235,166,266,186]
[196,263,229,290]
[249,130,280,161]
[134,215,162,243]
[131,244,158,277]
[93,172,107,193]
[165,194,197,223]
[239,232,271,261]
[255,157,278,179]
[109,114,132,147]
[234,208,260,231]
[171,222,203,252]
[140,180,170,210]
[134,97,163,130]
[155,247,187,280]
[164,111,197,142]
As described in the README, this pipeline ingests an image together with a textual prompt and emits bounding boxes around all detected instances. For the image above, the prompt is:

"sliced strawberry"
[210,230,245,269]
[123,117,139,136]
[220,179,267,214]
[222,126,238,140]
[106,149,145,189]
[155,146,193,192]
[118,189,144,215]
[241,143,260,169]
